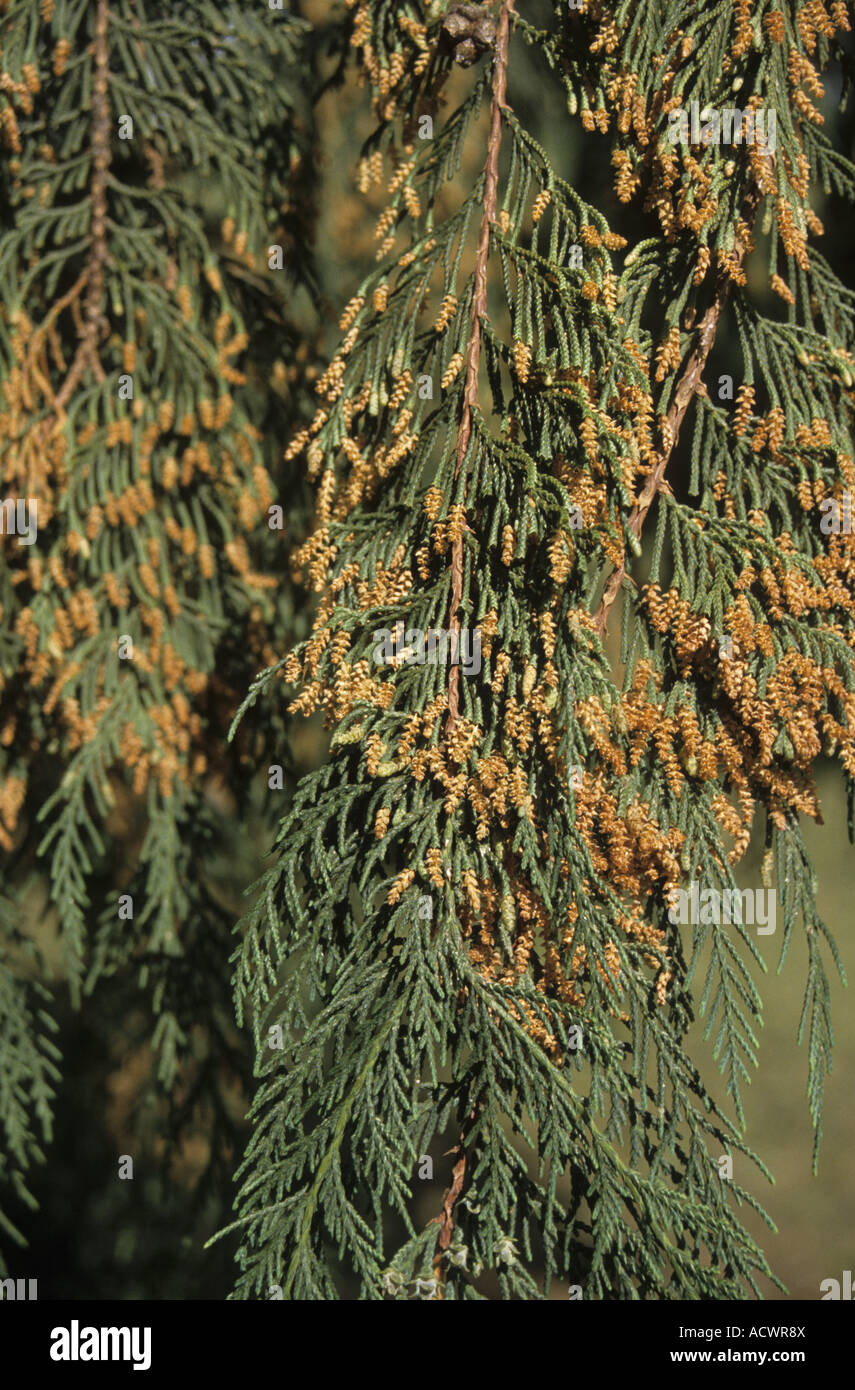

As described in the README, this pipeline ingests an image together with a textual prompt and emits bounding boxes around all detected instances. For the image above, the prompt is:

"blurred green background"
[697,767,855,1301]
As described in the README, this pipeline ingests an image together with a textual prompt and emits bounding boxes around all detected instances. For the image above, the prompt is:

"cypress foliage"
[0,0,317,1276]
[218,0,855,1300]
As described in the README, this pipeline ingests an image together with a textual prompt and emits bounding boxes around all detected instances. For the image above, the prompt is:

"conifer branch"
[183,2,854,1302]
[430,1101,478,1271]
[593,186,763,638]
[436,1148,467,1252]
[447,0,512,733]
[0,0,318,1280]
[55,0,111,411]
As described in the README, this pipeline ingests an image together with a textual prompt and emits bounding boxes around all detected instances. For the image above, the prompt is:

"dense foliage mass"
[0,0,316,1280]
[2,0,854,1302]
[222,0,855,1300]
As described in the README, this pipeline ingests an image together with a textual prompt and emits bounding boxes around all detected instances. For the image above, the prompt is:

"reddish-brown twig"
[55,0,111,413]
[446,0,513,732]
[593,193,762,638]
